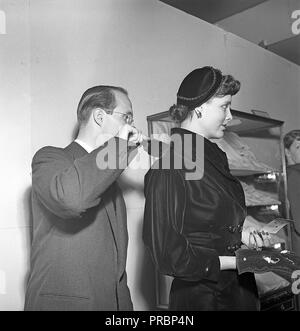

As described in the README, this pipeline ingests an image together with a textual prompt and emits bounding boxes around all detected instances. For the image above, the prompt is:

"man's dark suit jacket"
[25,138,137,311]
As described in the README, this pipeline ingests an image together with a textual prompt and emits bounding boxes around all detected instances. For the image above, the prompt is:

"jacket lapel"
[64,141,120,258]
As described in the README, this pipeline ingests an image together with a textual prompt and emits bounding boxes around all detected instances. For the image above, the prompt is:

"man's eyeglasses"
[113,111,134,125]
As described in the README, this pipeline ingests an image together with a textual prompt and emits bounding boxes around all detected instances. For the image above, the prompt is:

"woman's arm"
[143,169,221,283]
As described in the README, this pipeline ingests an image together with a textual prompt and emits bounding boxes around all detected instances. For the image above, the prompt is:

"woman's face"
[286,139,300,165]
[198,95,233,139]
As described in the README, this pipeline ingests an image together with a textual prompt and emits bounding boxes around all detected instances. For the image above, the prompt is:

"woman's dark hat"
[177,66,223,108]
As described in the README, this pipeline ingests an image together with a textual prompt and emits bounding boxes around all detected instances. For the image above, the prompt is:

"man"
[25,86,143,311]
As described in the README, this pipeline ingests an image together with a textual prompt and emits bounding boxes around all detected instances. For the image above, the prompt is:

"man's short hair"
[77,85,128,125]
[284,130,300,149]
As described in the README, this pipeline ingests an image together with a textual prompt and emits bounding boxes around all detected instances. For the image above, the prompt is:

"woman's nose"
[226,108,233,121]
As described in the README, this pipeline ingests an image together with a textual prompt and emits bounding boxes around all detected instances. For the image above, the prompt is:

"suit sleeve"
[143,169,221,283]
[287,169,300,232]
[32,137,138,219]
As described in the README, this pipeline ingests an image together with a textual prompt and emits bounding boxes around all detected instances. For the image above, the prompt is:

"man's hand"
[242,227,272,250]
[118,124,144,145]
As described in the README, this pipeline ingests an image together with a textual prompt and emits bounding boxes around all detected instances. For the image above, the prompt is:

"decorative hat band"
[176,66,223,108]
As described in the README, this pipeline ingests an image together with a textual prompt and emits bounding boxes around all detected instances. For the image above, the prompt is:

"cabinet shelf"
[246,203,281,208]
[230,169,276,177]
[228,109,284,134]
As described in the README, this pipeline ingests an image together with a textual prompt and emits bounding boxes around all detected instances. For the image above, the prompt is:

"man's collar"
[74,139,94,153]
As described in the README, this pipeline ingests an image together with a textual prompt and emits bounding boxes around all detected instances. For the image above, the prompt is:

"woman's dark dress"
[143,127,259,311]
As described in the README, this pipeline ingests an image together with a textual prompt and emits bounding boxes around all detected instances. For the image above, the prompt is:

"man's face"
[288,139,300,164]
[102,91,134,136]
[111,91,134,126]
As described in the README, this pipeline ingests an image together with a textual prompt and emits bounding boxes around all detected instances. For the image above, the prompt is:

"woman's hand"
[242,227,272,249]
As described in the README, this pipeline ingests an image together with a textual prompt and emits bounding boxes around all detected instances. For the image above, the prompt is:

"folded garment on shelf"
[215,131,276,173]
[240,181,281,206]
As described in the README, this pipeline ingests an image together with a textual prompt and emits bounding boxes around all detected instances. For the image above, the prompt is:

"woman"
[143,66,269,311]
[284,130,300,257]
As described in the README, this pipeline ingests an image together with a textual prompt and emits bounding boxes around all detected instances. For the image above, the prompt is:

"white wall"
[217,0,300,45]
[0,0,299,310]
[0,0,31,310]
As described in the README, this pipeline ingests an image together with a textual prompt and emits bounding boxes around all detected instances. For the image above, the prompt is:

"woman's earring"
[196,110,202,119]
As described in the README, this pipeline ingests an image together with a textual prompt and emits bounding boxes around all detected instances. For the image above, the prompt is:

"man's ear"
[93,108,106,126]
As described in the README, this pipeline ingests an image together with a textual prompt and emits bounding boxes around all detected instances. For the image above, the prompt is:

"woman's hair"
[283,130,300,149]
[214,75,240,98]
[169,104,193,123]
[169,74,240,123]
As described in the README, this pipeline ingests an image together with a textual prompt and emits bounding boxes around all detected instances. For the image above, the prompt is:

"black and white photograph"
[0,0,300,314]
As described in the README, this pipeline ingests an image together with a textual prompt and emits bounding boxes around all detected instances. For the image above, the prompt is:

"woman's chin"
[213,130,225,139]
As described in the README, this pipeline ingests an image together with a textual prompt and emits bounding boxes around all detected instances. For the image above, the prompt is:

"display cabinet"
[146,109,298,311]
